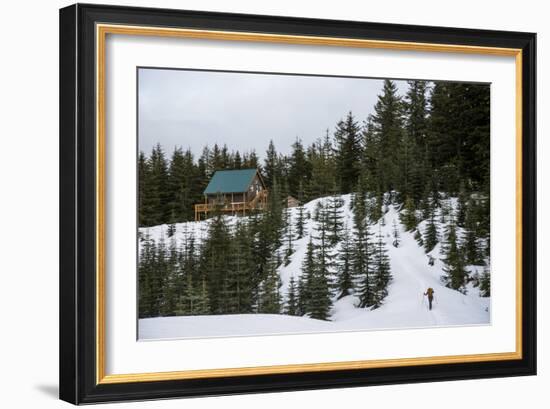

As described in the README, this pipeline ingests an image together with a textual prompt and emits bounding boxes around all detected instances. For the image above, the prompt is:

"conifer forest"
[138,77,491,339]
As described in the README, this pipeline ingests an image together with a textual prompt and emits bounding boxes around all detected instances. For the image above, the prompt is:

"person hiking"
[424,288,435,310]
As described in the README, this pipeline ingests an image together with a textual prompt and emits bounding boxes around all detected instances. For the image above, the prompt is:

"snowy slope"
[139,195,490,340]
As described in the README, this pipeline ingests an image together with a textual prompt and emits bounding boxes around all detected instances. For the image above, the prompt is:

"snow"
[139,195,490,340]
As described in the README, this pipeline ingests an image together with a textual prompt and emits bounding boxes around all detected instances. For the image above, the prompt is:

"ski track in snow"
[139,195,490,340]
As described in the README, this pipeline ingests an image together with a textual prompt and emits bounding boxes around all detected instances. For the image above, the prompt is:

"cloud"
[138,68,409,159]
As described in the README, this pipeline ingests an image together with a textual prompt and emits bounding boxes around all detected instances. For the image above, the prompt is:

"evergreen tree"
[140,144,170,226]
[138,151,150,226]
[307,133,336,199]
[400,196,418,231]
[258,257,282,314]
[288,138,311,198]
[479,265,491,297]
[462,205,483,265]
[369,80,404,192]
[285,276,299,316]
[440,218,468,293]
[194,276,211,315]
[283,209,295,266]
[225,221,256,313]
[313,202,334,298]
[295,195,307,240]
[414,228,424,247]
[371,225,392,308]
[264,140,281,189]
[392,219,401,248]
[403,80,429,204]
[335,224,354,299]
[326,189,344,245]
[423,211,439,253]
[199,211,233,314]
[298,237,316,316]
[138,232,156,318]
[352,185,375,308]
[334,112,362,193]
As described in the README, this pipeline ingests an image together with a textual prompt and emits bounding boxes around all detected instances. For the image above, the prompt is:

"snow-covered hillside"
[139,195,490,340]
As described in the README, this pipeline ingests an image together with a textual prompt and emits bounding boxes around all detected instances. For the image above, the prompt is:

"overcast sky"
[138,68,409,160]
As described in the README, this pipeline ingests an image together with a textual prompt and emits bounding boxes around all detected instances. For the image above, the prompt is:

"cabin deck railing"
[194,190,268,220]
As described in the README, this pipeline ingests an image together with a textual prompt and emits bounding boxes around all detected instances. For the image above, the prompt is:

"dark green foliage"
[295,203,307,239]
[288,138,312,198]
[285,276,299,316]
[307,132,336,200]
[139,144,170,226]
[263,140,281,189]
[371,226,392,308]
[392,219,400,248]
[423,212,439,253]
[428,82,490,192]
[199,212,234,314]
[326,191,344,245]
[440,219,468,293]
[283,209,294,266]
[298,237,316,316]
[400,196,418,231]
[225,221,256,313]
[369,80,404,193]
[479,266,491,297]
[334,112,362,193]
[352,188,375,309]
[335,224,354,299]
[258,257,282,314]
[307,209,334,320]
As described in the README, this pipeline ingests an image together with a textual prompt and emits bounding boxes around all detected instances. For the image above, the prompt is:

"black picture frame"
[59,3,536,405]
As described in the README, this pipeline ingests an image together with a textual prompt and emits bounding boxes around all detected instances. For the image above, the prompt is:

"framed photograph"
[59,3,536,405]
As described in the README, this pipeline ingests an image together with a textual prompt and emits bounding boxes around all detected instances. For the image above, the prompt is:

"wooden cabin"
[194,168,268,220]
[286,195,300,208]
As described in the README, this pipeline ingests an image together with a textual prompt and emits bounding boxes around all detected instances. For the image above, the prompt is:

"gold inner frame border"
[95,23,523,385]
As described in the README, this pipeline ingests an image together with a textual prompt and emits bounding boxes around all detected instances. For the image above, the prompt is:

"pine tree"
[400,196,418,231]
[352,185,375,308]
[456,184,469,227]
[199,212,233,314]
[193,276,211,315]
[298,237,316,316]
[295,203,307,239]
[138,232,156,318]
[479,264,491,297]
[326,189,344,245]
[371,225,392,308]
[140,144,170,226]
[285,276,299,316]
[313,202,334,298]
[138,151,150,226]
[264,140,281,189]
[392,219,401,248]
[334,112,362,193]
[335,224,354,299]
[369,80,404,192]
[283,209,294,266]
[258,257,282,314]
[225,221,256,313]
[307,266,333,320]
[440,218,468,293]
[307,133,336,199]
[462,204,483,265]
[288,138,311,198]
[403,80,429,205]
[423,211,439,253]
[414,228,424,247]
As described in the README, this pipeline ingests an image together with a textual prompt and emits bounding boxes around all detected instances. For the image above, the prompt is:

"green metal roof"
[203,169,258,195]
